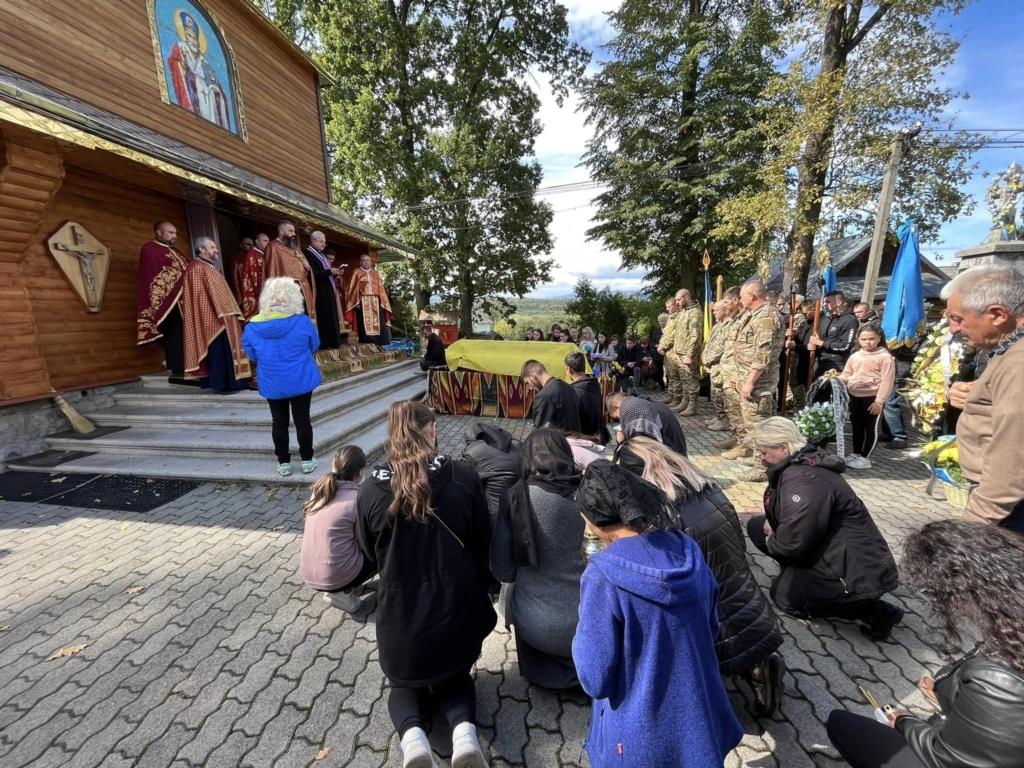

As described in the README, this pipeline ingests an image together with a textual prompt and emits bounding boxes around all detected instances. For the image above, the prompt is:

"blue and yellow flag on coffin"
[882,220,926,348]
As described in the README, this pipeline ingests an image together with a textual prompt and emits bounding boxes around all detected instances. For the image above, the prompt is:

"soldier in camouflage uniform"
[712,286,743,451]
[658,296,681,407]
[661,289,703,416]
[701,299,733,432]
[720,282,785,481]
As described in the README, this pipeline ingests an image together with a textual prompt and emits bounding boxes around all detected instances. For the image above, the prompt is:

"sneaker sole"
[452,752,488,768]
[404,755,437,768]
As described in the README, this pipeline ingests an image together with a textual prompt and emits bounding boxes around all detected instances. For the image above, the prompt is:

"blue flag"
[882,220,925,348]
[822,264,837,294]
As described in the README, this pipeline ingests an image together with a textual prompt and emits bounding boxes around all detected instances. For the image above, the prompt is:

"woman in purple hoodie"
[573,461,742,768]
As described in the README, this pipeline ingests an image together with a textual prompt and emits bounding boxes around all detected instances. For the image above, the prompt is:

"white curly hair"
[258,277,305,316]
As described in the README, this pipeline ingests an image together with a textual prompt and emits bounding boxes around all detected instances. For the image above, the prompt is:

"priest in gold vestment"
[344,253,392,345]
[181,237,250,393]
[264,221,316,324]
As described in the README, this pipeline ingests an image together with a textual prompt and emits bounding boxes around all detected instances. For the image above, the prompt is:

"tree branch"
[844,2,892,53]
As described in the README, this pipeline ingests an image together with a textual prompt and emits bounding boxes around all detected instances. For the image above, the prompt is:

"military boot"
[707,418,730,432]
[739,468,769,482]
[664,395,682,408]
[721,444,752,460]
[713,435,737,450]
[671,397,689,413]
[680,403,697,417]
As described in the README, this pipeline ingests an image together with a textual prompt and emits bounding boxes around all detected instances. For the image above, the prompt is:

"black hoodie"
[461,423,522,528]
[763,446,898,612]
[570,375,610,443]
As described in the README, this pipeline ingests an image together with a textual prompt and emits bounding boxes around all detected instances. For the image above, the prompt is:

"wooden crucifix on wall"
[46,221,111,312]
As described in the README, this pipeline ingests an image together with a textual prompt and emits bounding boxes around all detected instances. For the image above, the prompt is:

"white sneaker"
[452,722,488,768]
[845,455,870,469]
[322,589,361,614]
[400,727,436,768]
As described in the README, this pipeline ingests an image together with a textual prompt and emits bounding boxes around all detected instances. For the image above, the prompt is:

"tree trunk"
[458,270,474,337]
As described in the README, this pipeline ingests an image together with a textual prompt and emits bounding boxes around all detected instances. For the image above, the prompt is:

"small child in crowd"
[299,446,377,614]
[838,323,895,469]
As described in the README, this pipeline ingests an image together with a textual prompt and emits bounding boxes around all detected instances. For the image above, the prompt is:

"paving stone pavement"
[0,398,968,767]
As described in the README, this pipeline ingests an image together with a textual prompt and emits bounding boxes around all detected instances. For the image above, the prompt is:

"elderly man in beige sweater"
[943,264,1024,533]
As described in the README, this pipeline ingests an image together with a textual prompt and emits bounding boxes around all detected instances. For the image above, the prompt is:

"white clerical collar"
[360,267,372,273]
[251,246,264,254]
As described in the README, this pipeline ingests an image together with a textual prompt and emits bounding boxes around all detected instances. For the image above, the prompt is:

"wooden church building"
[0,0,413,407]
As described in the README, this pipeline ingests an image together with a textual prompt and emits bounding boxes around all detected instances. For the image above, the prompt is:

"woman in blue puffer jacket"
[242,277,323,476]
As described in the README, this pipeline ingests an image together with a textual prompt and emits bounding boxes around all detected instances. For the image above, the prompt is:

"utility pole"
[861,122,923,306]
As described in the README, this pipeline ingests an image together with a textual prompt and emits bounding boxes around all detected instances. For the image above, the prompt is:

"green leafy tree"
[580,0,784,298]
[305,1,589,330]
[492,317,517,339]
[714,0,981,291]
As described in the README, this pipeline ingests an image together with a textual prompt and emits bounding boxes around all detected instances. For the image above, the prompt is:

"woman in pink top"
[838,324,895,470]
[300,446,376,614]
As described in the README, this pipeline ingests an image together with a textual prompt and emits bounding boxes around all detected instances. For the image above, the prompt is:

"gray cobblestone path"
[0,400,965,767]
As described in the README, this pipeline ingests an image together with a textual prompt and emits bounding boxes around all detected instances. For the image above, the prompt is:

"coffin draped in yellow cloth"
[444,340,591,383]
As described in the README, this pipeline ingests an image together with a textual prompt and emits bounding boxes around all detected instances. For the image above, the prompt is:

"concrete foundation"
[955,240,1024,273]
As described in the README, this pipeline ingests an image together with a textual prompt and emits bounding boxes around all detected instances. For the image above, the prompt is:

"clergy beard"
[282,236,298,249]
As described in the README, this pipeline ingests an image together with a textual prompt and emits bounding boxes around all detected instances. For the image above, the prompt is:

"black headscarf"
[505,429,582,567]
[577,460,671,531]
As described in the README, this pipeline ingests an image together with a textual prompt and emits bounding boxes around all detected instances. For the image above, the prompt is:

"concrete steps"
[5,361,424,484]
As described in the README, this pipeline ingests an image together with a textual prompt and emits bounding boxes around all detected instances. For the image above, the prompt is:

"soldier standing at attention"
[713,287,744,450]
[720,281,785,482]
[702,299,734,432]
[658,295,681,407]
[662,289,704,416]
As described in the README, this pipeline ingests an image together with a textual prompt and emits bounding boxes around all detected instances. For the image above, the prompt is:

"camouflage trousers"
[787,353,806,411]
[723,379,778,440]
[665,355,683,399]
[671,354,700,404]
[710,383,727,420]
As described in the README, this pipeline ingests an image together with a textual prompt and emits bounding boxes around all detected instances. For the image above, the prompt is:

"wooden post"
[862,124,922,306]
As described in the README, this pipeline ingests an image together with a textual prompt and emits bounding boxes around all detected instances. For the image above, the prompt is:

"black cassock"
[303,247,342,349]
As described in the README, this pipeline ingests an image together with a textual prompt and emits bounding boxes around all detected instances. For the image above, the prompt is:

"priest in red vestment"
[227,236,252,301]
[181,237,250,393]
[265,221,317,324]
[344,253,392,345]
[137,221,189,376]
[240,232,269,320]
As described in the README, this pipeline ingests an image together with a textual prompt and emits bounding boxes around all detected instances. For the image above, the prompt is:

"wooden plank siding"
[16,164,192,392]
[0,0,330,202]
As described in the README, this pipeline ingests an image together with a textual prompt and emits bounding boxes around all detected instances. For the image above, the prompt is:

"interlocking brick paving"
[0,399,967,767]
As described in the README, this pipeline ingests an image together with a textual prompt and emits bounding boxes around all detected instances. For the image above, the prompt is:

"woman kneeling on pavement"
[615,436,786,715]
[299,446,377,614]
[573,461,743,767]
[745,417,903,640]
[828,520,1024,768]
[490,429,586,690]
[357,401,495,768]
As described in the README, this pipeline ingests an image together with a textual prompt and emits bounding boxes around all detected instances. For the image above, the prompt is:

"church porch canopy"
[0,65,416,258]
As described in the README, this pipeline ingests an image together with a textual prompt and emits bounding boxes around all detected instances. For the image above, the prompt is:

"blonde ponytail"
[303,445,366,517]
[619,437,712,501]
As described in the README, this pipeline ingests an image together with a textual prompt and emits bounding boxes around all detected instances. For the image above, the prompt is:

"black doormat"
[0,472,199,512]
[48,426,129,441]
[11,450,95,468]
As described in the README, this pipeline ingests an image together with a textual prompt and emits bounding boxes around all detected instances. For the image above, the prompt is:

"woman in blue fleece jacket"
[241,277,323,477]
[573,461,742,768]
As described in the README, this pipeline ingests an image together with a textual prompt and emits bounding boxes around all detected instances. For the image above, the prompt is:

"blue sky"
[528,0,1024,298]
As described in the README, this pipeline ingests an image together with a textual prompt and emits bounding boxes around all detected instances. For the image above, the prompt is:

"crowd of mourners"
[290,263,1024,768]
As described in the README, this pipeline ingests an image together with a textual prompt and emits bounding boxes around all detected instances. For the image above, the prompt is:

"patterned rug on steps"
[313,343,407,381]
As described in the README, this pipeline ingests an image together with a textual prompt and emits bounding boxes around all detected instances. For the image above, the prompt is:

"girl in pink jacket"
[839,324,895,469]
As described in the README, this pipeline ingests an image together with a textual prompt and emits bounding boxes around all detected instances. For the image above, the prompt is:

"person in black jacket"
[616,335,643,393]
[521,360,581,433]
[356,401,495,768]
[650,312,668,389]
[460,422,522,531]
[616,436,785,715]
[303,232,343,349]
[606,392,687,456]
[809,290,859,377]
[420,328,448,371]
[745,417,903,639]
[565,351,610,443]
[827,520,1024,768]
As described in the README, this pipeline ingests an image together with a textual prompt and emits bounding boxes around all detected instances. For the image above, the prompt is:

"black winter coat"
[570,375,610,443]
[530,377,581,432]
[897,648,1024,768]
[666,483,782,674]
[460,423,522,529]
[356,457,497,687]
[764,446,898,613]
[649,400,688,456]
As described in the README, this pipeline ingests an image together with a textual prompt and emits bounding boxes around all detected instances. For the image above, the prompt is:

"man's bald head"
[741,281,767,311]
[675,288,691,307]
[713,300,729,322]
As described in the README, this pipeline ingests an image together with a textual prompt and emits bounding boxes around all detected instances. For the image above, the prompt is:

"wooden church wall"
[0,0,330,202]
[20,165,192,392]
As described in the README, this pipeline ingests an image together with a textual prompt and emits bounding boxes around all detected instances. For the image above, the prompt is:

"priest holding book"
[344,253,392,345]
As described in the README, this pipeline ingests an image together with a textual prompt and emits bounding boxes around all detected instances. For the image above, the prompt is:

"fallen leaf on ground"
[22,492,32,497]
[267,488,279,501]
[47,644,86,661]
[146,479,154,483]
[50,477,66,483]
[315,747,331,760]
[125,586,145,595]
[120,523,130,530]
[61,565,74,571]
[0,626,9,632]
[273,525,284,531]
